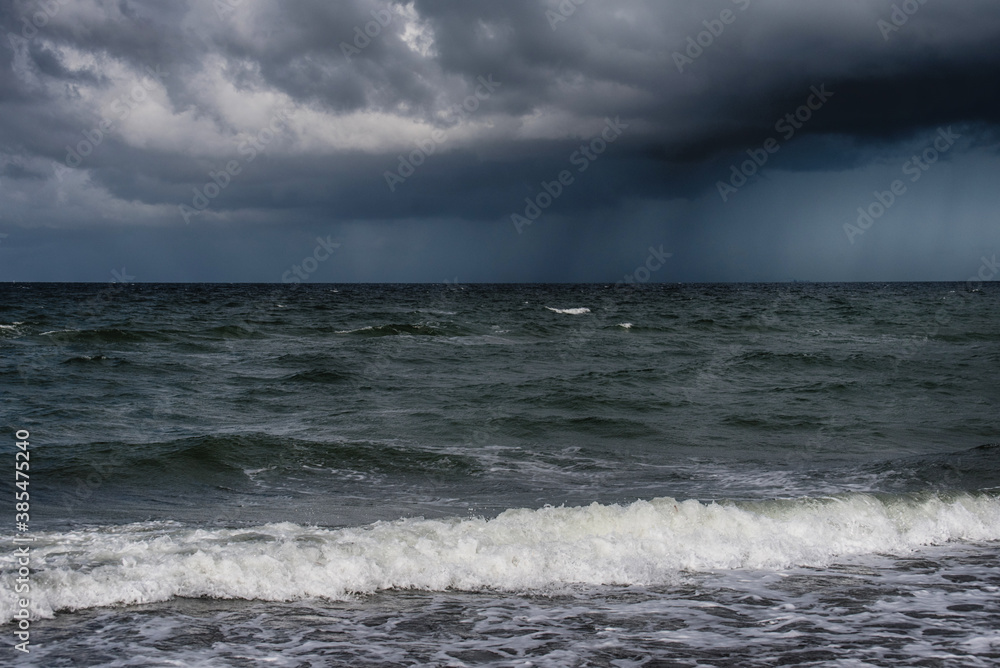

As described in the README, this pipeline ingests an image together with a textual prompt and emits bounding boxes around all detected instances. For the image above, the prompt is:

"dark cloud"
[1,0,998,281]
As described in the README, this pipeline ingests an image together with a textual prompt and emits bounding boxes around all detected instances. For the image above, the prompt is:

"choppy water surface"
[1,283,998,666]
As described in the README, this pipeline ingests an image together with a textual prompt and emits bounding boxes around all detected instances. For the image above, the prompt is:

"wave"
[334,323,470,337]
[60,354,119,365]
[4,492,998,623]
[201,325,266,340]
[39,327,171,343]
[40,434,482,485]
[278,369,352,384]
[871,443,1000,492]
[546,307,591,315]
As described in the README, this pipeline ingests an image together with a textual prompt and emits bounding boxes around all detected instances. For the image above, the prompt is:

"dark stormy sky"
[1,0,998,282]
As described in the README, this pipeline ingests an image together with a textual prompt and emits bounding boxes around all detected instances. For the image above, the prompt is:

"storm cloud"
[1,0,998,281]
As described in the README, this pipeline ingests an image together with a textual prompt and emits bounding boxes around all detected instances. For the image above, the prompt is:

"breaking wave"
[3,492,998,623]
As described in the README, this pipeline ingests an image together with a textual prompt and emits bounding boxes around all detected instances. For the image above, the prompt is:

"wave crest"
[546,307,591,315]
[3,492,999,623]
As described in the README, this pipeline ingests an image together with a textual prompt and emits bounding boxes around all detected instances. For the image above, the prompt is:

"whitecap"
[546,307,591,315]
[4,493,998,623]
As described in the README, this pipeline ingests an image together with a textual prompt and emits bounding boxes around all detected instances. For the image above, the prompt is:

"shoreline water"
[3,282,998,665]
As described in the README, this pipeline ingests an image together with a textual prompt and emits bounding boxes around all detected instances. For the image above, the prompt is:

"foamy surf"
[546,307,590,315]
[3,493,998,624]
[0,322,24,338]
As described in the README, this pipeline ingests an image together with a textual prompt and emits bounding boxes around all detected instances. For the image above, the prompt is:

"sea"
[1,282,998,667]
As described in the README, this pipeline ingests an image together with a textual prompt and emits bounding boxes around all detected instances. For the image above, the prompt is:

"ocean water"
[1,282,999,667]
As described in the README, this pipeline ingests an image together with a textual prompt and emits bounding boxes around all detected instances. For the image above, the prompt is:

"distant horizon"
[5,280,995,286]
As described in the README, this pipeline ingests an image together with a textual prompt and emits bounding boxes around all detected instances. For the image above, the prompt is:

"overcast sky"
[1,0,998,282]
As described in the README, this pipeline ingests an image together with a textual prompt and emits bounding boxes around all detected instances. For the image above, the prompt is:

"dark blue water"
[2,283,999,666]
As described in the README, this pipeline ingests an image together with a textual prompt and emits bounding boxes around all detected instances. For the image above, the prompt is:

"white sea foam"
[617,322,633,329]
[2,493,998,623]
[546,307,590,315]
